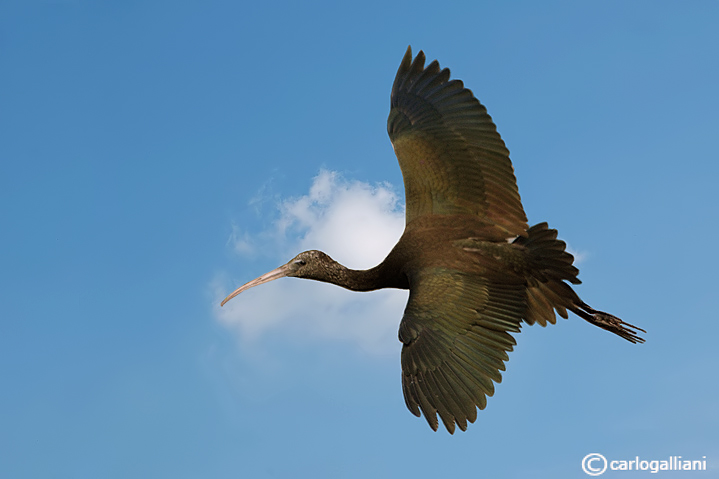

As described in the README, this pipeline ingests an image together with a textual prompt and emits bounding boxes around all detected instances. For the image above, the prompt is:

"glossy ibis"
[221,46,645,433]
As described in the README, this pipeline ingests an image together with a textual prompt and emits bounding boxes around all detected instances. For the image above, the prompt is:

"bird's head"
[220,250,337,306]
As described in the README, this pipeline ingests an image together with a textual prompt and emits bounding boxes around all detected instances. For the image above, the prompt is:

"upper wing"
[399,267,526,433]
[388,46,527,237]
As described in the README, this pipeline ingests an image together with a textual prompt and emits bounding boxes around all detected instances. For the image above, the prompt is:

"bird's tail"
[513,222,645,343]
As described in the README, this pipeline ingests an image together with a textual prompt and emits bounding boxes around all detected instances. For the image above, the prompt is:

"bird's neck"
[320,260,407,292]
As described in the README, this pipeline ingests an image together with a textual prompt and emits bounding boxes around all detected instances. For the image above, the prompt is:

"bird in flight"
[222,46,645,433]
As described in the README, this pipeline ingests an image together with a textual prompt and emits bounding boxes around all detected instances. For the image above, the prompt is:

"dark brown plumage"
[221,46,645,433]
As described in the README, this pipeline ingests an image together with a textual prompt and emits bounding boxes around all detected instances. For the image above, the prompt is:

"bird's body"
[313,215,517,292]
[222,47,644,433]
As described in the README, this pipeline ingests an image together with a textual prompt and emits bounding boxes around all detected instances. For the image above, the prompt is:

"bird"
[221,46,645,433]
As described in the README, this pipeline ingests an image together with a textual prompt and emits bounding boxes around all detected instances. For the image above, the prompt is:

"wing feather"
[388,46,528,237]
[399,268,526,432]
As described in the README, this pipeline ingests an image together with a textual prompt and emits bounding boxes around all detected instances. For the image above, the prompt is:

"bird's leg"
[570,301,646,344]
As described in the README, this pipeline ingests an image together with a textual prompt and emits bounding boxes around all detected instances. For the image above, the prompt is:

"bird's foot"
[579,304,646,344]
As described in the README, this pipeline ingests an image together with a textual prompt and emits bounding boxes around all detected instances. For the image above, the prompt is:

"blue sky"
[2,1,718,477]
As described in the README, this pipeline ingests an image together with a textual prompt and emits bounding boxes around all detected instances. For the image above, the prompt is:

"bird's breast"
[390,214,526,279]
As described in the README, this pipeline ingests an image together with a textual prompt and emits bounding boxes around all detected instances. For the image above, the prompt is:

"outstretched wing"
[398,267,526,433]
[388,46,527,237]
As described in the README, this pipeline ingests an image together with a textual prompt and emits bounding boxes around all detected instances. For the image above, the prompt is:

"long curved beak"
[220,263,291,306]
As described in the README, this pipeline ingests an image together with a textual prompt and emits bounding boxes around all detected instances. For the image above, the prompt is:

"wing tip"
[392,46,430,92]
[403,45,412,63]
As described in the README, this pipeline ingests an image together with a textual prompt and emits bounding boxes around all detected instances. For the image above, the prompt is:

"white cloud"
[226,222,255,256]
[213,170,408,355]
[565,243,586,265]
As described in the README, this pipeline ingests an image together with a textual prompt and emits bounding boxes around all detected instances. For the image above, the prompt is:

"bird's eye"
[294,259,306,266]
